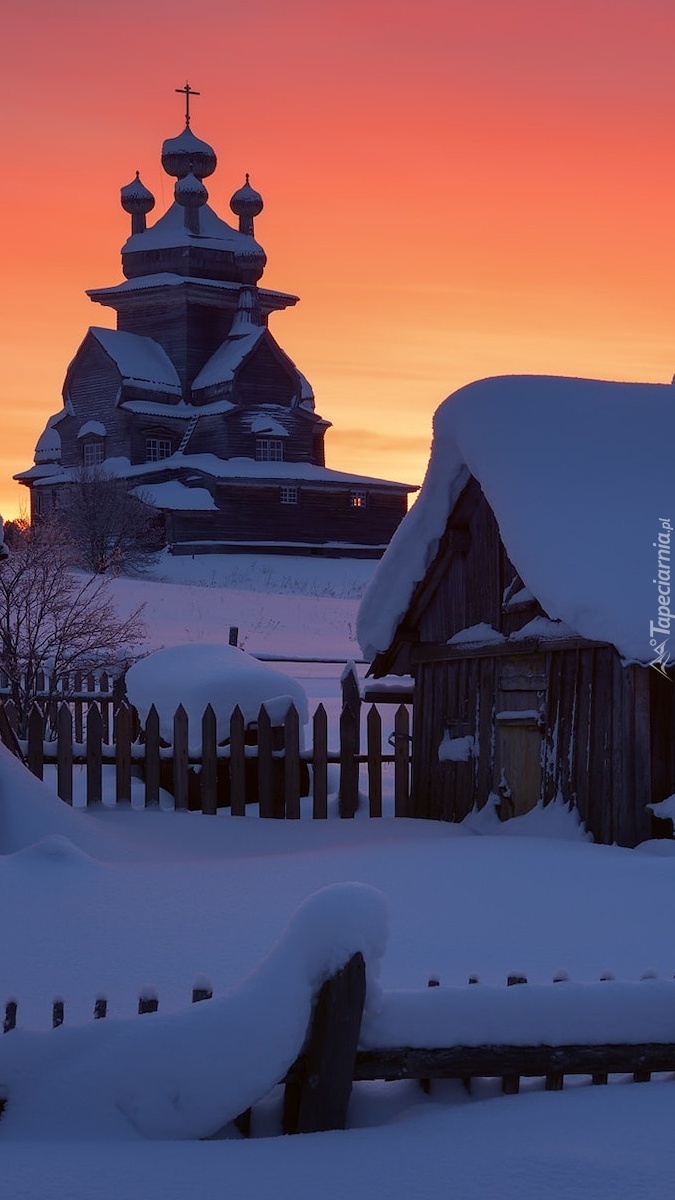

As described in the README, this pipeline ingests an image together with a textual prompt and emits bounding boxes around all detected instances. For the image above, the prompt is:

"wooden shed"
[358,374,675,846]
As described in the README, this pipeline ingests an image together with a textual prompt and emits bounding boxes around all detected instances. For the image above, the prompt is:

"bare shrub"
[0,516,145,734]
[59,469,164,575]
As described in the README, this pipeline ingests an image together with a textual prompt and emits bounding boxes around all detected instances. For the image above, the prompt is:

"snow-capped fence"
[6,961,675,1137]
[1,693,412,817]
[283,965,675,1133]
[2,983,214,1033]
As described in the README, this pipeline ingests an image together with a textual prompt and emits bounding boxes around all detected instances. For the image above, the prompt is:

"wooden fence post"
[256,705,276,818]
[74,672,83,742]
[367,705,382,818]
[27,704,44,780]
[115,702,132,804]
[283,951,366,1134]
[229,706,246,815]
[312,704,328,819]
[86,704,103,804]
[56,704,73,805]
[201,705,218,815]
[144,705,161,808]
[100,672,110,744]
[393,704,410,818]
[284,704,301,819]
[339,703,359,818]
[173,705,189,811]
[340,664,361,755]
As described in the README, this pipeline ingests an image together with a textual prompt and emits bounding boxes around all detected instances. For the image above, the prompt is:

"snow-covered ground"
[2,554,675,1197]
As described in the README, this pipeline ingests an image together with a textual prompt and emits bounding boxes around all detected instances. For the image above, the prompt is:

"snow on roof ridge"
[89,327,182,392]
[358,372,675,664]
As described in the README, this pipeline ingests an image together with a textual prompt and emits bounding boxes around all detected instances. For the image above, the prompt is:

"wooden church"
[358,373,675,846]
[17,90,416,556]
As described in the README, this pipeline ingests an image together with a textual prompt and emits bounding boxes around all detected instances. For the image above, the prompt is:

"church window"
[256,438,284,462]
[145,436,173,462]
[83,441,104,468]
[280,486,298,505]
[350,490,367,508]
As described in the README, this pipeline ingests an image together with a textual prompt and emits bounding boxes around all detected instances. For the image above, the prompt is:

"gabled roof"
[357,374,675,665]
[191,326,312,400]
[81,328,182,394]
[191,328,264,392]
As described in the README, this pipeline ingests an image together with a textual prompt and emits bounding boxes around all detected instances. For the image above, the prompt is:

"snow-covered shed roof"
[86,328,182,394]
[357,374,675,665]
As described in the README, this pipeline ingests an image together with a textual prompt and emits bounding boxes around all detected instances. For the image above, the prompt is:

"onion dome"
[174,170,208,234]
[230,174,263,236]
[174,170,209,208]
[161,126,217,180]
[120,171,155,235]
[120,171,155,216]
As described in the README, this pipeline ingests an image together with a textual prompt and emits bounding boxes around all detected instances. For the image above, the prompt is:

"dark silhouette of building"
[18,95,416,556]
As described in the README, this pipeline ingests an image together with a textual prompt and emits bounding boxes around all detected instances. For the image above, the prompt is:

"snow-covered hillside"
[1,555,675,1198]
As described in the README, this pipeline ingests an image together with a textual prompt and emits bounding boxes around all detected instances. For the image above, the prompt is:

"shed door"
[494,654,546,818]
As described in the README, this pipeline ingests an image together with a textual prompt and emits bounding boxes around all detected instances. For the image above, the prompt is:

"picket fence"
[1,688,412,817]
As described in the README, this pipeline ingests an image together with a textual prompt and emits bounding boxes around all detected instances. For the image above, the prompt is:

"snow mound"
[10,835,100,871]
[125,643,309,747]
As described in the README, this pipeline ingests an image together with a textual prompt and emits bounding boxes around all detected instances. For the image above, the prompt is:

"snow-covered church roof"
[84,328,182,394]
[357,374,675,665]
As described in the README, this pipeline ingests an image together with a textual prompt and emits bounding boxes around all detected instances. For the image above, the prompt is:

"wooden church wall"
[63,345,129,465]
[168,485,409,547]
[235,343,298,408]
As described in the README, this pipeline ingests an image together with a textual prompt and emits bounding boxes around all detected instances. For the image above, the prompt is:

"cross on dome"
[175,82,200,128]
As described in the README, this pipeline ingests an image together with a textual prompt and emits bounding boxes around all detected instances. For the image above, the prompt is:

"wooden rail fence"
[3,961,673,1136]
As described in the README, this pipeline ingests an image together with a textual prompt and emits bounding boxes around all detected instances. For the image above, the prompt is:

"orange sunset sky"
[2,0,675,519]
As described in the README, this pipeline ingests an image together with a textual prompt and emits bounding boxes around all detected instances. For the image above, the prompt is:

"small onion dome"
[174,170,208,208]
[161,126,217,180]
[120,171,155,216]
[230,174,264,221]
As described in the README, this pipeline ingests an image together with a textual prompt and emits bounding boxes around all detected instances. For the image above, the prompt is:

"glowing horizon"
[3,0,674,519]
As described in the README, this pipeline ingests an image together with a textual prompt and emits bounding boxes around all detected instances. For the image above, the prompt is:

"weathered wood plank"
[56,704,73,805]
[256,705,276,818]
[367,705,382,818]
[172,705,189,812]
[115,701,132,804]
[353,1043,675,1080]
[394,704,410,817]
[201,705,218,815]
[284,951,366,1134]
[339,703,359,818]
[27,704,44,780]
[86,704,103,804]
[284,704,301,819]
[143,705,160,809]
[312,704,328,819]
[229,706,246,816]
